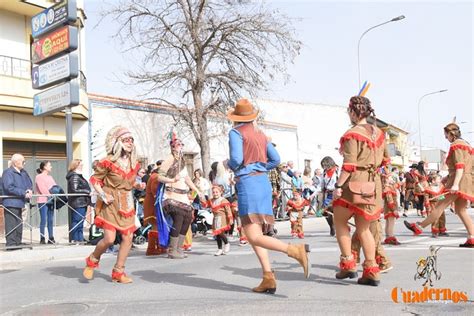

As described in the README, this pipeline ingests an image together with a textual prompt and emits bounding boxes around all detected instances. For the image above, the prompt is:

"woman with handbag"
[332,96,389,286]
[66,159,91,243]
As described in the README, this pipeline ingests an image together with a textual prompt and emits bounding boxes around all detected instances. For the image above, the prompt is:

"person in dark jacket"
[66,159,91,243]
[1,154,33,250]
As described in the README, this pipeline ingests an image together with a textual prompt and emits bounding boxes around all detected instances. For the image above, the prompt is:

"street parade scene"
[0,0,472,315]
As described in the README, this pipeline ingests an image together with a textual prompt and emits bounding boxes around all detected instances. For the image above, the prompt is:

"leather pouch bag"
[348,182,376,206]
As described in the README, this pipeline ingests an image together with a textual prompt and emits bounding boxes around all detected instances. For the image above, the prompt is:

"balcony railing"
[0,55,30,79]
[0,55,87,92]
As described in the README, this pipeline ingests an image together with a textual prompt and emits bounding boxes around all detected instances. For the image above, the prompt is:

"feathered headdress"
[358,80,371,97]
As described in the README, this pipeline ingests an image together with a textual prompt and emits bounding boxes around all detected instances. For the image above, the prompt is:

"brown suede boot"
[357,261,380,286]
[111,266,133,284]
[252,271,277,294]
[83,254,99,280]
[335,255,358,279]
[287,243,311,278]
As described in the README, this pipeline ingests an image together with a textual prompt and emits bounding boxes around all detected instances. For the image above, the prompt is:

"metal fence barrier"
[0,193,94,250]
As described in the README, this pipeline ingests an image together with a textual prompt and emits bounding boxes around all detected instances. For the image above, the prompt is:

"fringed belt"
[166,187,189,194]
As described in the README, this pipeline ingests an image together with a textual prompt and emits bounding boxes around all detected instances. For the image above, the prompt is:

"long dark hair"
[36,160,50,174]
[417,161,426,176]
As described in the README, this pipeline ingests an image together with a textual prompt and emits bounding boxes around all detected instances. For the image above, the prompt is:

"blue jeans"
[71,206,87,241]
[39,203,54,239]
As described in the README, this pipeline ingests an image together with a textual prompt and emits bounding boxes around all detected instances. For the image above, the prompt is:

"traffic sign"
[31,25,78,64]
[33,81,80,117]
[31,0,77,38]
[32,53,79,89]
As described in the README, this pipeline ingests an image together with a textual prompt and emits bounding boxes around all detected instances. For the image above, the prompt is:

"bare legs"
[92,229,133,268]
[334,206,375,262]
[243,223,289,272]
[385,217,395,237]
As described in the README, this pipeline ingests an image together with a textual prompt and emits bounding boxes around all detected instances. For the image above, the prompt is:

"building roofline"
[88,93,297,130]
[256,98,345,109]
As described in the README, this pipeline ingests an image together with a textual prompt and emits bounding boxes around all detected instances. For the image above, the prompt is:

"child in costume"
[287,189,309,238]
[425,174,448,238]
[202,185,233,256]
[382,167,401,245]
[231,195,248,246]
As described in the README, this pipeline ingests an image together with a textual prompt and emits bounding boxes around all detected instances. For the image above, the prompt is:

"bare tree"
[102,0,301,176]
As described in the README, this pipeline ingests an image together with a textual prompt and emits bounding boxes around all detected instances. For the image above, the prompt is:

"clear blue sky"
[85,0,473,149]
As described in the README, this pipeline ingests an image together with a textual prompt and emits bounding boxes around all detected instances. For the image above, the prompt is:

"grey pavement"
[0,209,473,315]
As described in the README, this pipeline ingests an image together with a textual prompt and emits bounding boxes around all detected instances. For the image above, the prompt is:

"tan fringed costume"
[90,157,140,235]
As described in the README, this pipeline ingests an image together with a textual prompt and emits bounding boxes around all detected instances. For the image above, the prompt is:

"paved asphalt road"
[1,210,473,315]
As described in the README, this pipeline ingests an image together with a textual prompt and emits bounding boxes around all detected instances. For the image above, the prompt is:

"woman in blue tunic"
[227,99,311,294]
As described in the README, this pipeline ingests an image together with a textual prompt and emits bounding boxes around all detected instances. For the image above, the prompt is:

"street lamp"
[357,15,406,89]
[417,89,448,160]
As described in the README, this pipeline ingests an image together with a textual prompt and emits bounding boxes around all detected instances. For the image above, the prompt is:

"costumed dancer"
[403,164,418,214]
[321,156,338,236]
[332,96,389,286]
[425,173,449,238]
[287,189,309,238]
[84,126,143,283]
[231,195,248,245]
[405,121,474,247]
[156,135,205,259]
[382,167,401,245]
[413,161,429,217]
[202,185,233,255]
[227,99,310,294]
[143,164,166,256]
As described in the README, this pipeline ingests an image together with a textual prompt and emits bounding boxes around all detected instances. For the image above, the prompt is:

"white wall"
[256,99,347,171]
[0,10,29,59]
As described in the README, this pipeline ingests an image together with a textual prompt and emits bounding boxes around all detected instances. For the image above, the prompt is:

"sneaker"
[223,243,230,254]
[214,249,224,256]
[431,233,438,238]
[239,240,248,246]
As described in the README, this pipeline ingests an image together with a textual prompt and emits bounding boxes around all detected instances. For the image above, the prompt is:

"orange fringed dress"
[203,198,233,236]
[444,139,473,202]
[333,124,389,221]
[90,157,140,235]
[382,171,399,220]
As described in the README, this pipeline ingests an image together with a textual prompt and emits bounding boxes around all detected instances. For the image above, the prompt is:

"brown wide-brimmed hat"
[227,98,259,122]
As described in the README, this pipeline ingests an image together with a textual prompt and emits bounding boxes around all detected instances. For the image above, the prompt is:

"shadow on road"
[221,265,350,286]
[132,270,287,298]
[44,266,111,283]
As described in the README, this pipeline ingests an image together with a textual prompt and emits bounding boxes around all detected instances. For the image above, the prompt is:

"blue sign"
[32,53,79,89]
[33,81,80,117]
[31,0,77,38]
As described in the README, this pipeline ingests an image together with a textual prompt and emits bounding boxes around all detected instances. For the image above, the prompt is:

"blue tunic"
[228,126,280,223]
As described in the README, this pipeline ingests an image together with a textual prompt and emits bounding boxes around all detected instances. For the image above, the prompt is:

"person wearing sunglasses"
[83,126,143,283]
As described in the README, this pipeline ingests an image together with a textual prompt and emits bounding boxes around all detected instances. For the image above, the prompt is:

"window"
[304,159,311,169]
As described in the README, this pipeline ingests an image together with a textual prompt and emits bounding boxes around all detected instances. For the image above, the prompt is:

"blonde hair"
[68,159,82,172]
[105,126,137,165]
